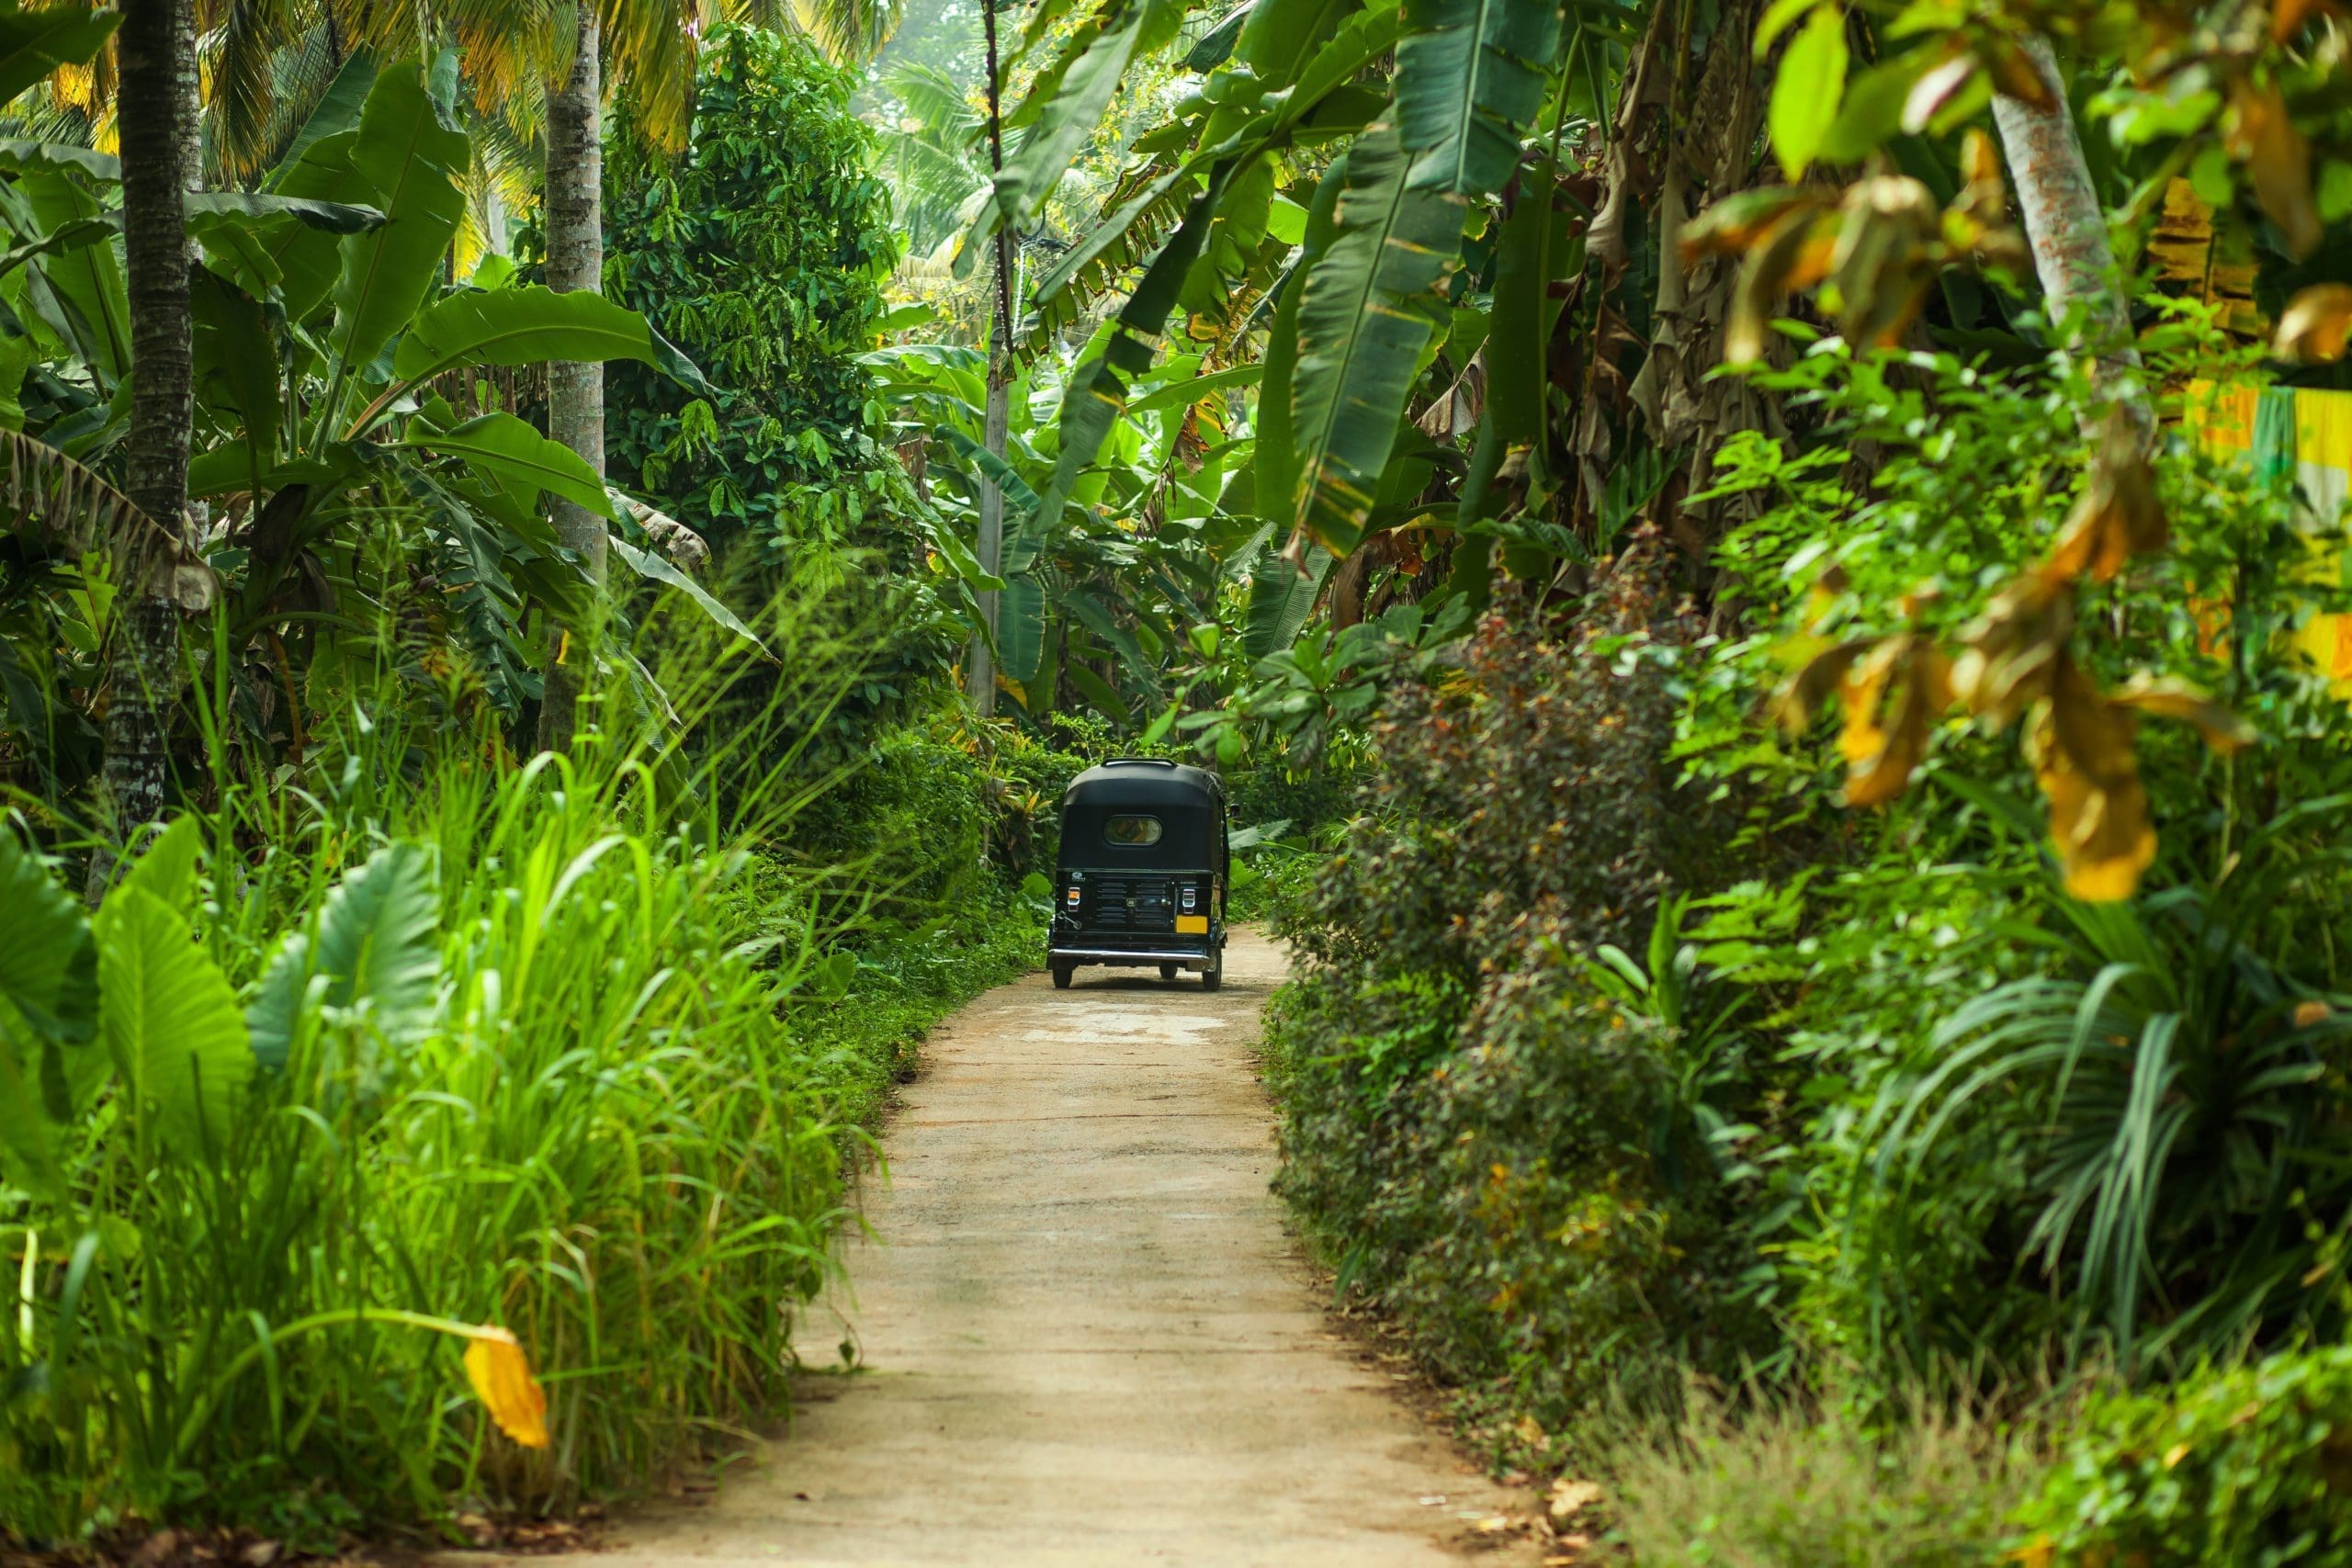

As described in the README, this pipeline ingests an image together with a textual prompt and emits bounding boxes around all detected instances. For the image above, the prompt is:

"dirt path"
[594,930,1541,1567]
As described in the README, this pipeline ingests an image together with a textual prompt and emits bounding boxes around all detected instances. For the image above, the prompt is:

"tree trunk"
[1991,37,2148,434]
[91,0,195,899]
[537,3,606,753]
[965,0,1012,717]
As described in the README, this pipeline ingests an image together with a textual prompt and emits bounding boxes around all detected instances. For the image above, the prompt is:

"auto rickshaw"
[1048,759,1228,990]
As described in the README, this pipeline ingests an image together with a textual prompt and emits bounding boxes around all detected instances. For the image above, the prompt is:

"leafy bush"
[2013,1348,2352,1566]
[1605,1381,2044,1567]
[604,24,897,546]
[794,730,991,925]
[1262,538,1767,1437]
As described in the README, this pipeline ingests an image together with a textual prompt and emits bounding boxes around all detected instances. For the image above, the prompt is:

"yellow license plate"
[1176,914,1209,934]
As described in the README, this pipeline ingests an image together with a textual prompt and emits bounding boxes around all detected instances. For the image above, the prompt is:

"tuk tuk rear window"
[1104,815,1163,847]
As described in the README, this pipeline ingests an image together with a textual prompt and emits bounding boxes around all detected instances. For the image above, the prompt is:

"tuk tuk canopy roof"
[1058,760,1226,871]
[1061,759,1226,810]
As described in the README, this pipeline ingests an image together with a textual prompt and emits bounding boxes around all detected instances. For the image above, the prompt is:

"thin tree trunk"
[537,2,606,753]
[965,0,1012,717]
[1991,37,2149,434]
[91,0,195,899]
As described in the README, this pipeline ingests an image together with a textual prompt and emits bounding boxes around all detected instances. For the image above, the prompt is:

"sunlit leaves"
[2223,77,2321,260]
[1834,634,1951,807]
[2274,283,2352,363]
[2026,657,2155,902]
[1687,137,2020,366]
[1767,6,1849,178]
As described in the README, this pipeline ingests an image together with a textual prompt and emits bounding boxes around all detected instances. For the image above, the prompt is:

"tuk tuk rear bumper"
[1048,944,1216,964]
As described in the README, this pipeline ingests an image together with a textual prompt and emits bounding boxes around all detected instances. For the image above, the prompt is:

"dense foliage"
[605,27,899,547]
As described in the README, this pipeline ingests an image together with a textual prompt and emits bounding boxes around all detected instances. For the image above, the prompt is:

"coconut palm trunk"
[964,0,1012,717]
[537,2,607,753]
[92,0,196,897]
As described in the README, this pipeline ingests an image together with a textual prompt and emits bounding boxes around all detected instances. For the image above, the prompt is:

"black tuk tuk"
[1048,759,1228,990]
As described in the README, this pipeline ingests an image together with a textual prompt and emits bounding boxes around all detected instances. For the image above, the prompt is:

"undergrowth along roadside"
[0,610,1041,1546]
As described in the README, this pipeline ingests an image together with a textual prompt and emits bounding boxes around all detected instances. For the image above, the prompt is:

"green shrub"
[1261,538,1770,1443]
[1605,1382,2042,1567]
[795,730,991,924]
[2013,1348,2352,1566]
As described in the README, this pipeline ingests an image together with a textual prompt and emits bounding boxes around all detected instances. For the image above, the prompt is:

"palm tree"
[94,0,195,895]
[963,0,1012,717]
[536,1,605,750]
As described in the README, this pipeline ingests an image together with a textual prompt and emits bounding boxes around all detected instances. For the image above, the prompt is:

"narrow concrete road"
[599,930,1540,1567]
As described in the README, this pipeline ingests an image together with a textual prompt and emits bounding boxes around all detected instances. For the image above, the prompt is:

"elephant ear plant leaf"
[248,840,444,1069]
[95,887,254,1163]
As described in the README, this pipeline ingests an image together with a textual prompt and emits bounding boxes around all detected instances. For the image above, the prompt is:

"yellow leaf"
[2044,413,2166,583]
[1837,635,1953,807]
[462,1326,550,1449]
[1953,573,2075,730]
[2226,80,2322,260]
[2274,284,2352,364]
[2109,677,2255,752]
[2295,999,2334,1028]
[2029,660,2156,902]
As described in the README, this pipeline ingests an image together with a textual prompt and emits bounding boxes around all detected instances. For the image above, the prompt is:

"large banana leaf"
[1243,542,1331,658]
[242,129,363,319]
[390,284,707,394]
[1253,155,1348,533]
[997,576,1048,682]
[0,5,118,108]
[612,535,770,652]
[18,170,128,380]
[97,888,253,1161]
[1288,127,1463,555]
[1237,0,1362,86]
[400,412,616,518]
[1394,0,1566,194]
[272,49,378,176]
[331,62,468,379]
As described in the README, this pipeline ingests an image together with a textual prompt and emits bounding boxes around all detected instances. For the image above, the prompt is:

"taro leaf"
[0,828,96,1043]
[309,840,441,1041]
[97,888,253,1161]
[114,814,205,911]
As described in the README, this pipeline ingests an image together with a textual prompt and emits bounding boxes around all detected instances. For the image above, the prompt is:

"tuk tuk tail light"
[1065,886,1081,906]
[1181,886,1197,912]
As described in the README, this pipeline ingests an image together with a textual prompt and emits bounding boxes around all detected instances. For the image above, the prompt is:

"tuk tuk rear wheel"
[1201,949,1223,992]
[1051,963,1074,989]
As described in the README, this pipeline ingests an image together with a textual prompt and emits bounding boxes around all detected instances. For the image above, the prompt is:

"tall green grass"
[1,582,1027,1541]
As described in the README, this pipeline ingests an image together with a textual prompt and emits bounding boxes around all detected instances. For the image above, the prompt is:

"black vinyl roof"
[1062,758,1225,809]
